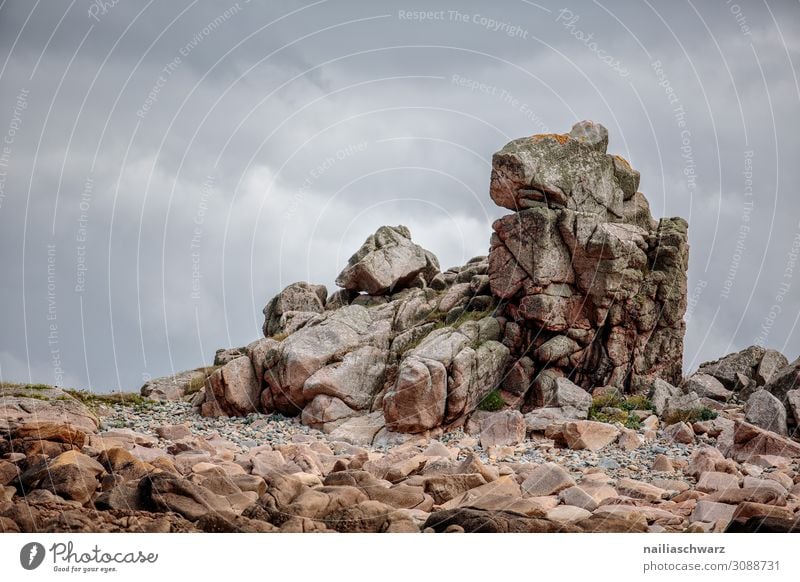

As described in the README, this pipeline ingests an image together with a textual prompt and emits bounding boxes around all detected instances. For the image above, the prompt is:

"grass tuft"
[477,389,505,412]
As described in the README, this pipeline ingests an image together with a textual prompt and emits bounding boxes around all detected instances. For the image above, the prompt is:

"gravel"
[103,400,703,485]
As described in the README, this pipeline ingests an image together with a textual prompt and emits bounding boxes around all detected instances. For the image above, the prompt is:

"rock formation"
[192,121,690,444]
[487,121,688,393]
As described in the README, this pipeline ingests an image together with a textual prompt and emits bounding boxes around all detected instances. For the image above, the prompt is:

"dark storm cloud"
[0,0,798,392]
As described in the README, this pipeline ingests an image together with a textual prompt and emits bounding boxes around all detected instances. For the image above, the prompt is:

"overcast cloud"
[0,0,798,393]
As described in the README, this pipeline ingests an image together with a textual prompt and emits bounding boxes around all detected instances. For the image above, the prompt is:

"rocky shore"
[2,122,799,533]
[1,349,800,534]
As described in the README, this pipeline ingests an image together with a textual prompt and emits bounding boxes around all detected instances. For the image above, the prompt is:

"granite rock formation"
[487,121,689,393]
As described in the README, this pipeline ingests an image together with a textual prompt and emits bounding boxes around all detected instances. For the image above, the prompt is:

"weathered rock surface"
[744,389,788,435]
[487,121,688,393]
[140,368,211,401]
[201,357,261,418]
[0,385,99,432]
[262,282,327,338]
[563,421,620,452]
[697,346,768,391]
[335,225,439,295]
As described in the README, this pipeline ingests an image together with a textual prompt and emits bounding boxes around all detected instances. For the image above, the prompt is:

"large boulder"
[0,385,99,433]
[140,368,210,401]
[718,420,800,462]
[23,450,105,505]
[562,421,620,452]
[383,355,447,433]
[486,121,688,392]
[697,345,767,390]
[302,346,387,410]
[683,373,732,402]
[479,410,526,448]
[744,389,788,435]
[262,282,327,338]
[263,305,391,415]
[384,324,509,432]
[335,225,439,295]
[764,356,800,403]
[200,357,261,417]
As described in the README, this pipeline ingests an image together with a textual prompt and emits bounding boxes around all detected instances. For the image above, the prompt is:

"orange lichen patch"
[612,154,632,169]
[532,133,570,144]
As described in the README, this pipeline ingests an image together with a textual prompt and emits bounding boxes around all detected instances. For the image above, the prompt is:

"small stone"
[664,422,694,444]
[652,454,674,473]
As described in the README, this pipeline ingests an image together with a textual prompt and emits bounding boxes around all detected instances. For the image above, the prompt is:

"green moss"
[478,389,505,412]
[589,406,629,425]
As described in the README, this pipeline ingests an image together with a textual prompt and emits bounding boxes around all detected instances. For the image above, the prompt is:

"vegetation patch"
[64,389,152,410]
[478,389,505,412]
[589,394,654,427]
[185,366,220,395]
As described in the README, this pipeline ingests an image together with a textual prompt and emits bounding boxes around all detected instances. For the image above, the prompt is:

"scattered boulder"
[423,508,578,533]
[0,385,99,432]
[521,462,575,496]
[664,422,695,444]
[649,379,681,416]
[27,450,105,505]
[755,350,789,386]
[479,410,526,448]
[562,421,620,452]
[697,345,766,390]
[744,389,787,435]
[718,420,800,463]
[787,389,800,426]
[140,368,211,401]
[683,374,732,402]
[139,473,233,521]
[201,357,261,418]
[764,356,800,402]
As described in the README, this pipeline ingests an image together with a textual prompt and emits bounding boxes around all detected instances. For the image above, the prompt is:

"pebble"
[103,401,696,483]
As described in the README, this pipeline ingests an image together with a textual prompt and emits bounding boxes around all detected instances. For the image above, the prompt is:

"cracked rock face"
[488,121,688,392]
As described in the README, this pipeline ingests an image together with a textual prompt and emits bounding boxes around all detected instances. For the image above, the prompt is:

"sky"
[0,0,798,393]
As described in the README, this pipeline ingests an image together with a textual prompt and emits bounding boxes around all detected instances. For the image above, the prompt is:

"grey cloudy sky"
[0,0,798,392]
